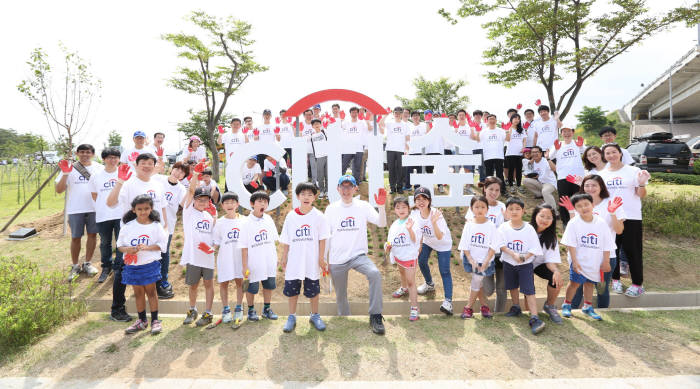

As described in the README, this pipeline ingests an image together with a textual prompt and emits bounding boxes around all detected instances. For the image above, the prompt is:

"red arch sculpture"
[283,89,385,118]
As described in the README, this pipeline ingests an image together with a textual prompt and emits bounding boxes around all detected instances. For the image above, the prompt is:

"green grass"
[643,184,700,238]
[0,164,64,228]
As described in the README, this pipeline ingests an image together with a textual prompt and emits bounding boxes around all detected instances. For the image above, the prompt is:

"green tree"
[0,129,49,159]
[107,130,122,147]
[395,75,470,114]
[439,1,700,120]
[163,10,268,180]
[575,106,608,134]
[177,110,234,154]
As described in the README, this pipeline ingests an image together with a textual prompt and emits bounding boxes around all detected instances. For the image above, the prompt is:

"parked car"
[627,132,694,174]
[40,151,61,164]
[166,150,183,165]
[685,135,700,158]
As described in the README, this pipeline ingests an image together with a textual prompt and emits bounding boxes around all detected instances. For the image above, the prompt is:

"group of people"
[54,100,650,336]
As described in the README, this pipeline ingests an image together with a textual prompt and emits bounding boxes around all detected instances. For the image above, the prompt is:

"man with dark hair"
[121,131,156,169]
[278,109,294,166]
[524,109,536,148]
[599,126,634,164]
[340,107,366,182]
[532,105,563,154]
[218,117,248,192]
[56,143,103,282]
[198,168,221,204]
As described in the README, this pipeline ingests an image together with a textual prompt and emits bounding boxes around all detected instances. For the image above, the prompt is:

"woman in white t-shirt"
[181,136,208,163]
[548,127,585,226]
[528,204,564,323]
[504,114,527,193]
[582,146,606,175]
[241,156,262,193]
[476,114,509,194]
[599,143,650,298]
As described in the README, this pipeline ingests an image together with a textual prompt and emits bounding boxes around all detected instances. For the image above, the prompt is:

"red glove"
[535,99,542,106]
[329,117,336,124]
[500,122,506,129]
[323,121,328,129]
[440,113,447,118]
[425,112,433,121]
[452,120,459,129]
[505,122,512,130]
[217,125,225,134]
[566,174,582,185]
[385,106,391,114]
[58,159,72,173]
[194,162,207,175]
[274,126,280,134]
[286,117,292,124]
[374,188,387,206]
[124,253,138,265]
[475,123,482,132]
[275,117,281,124]
[339,111,346,120]
[197,242,215,254]
[465,112,472,123]
[265,170,273,177]
[253,128,260,136]
[558,196,574,212]
[128,151,139,162]
[607,196,623,214]
[242,128,249,134]
[359,111,365,120]
[250,181,259,189]
[376,114,382,122]
[575,136,584,147]
[554,139,562,150]
[516,103,522,110]
[523,122,530,129]
[118,164,132,181]
[300,122,304,131]
[156,146,164,157]
[206,201,217,216]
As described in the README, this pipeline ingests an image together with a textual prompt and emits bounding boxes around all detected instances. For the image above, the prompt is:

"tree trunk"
[206,125,221,182]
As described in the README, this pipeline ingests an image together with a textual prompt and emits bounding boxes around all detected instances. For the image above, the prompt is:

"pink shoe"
[125,319,148,334]
[461,306,474,319]
[151,320,162,334]
[480,305,493,318]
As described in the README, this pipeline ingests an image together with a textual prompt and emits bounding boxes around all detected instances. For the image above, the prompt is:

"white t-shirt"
[561,215,615,282]
[325,199,380,265]
[599,165,643,220]
[548,141,585,178]
[257,123,276,143]
[310,130,329,158]
[384,121,409,153]
[56,162,103,215]
[525,120,537,147]
[180,203,216,269]
[341,120,366,154]
[532,240,562,268]
[115,176,167,227]
[529,158,557,186]
[121,146,156,168]
[277,124,294,148]
[116,219,168,266]
[153,175,187,235]
[263,158,288,177]
[237,213,279,283]
[455,125,477,154]
[212,215,245,282]
[241,163,262,185]
[387,218,422,262]
[506,129,526,156]
[408,122,426,154]
[466,201,506,226]
[572,200,626,259]
[279,208,330,280]
[497,222,543,266]
[410,209,452,252]
[457,220,502,263]
[534,118,559,150]
[221,132,247,162]
[89,168,122,222]
[181,145,207,162]
[480,127,507,160]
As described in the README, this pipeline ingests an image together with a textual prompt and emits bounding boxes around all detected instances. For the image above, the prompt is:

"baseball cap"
[189,135,201,142]
[313,104,321,110]
[337,174,357,187]
[249,155,258,160]
[414,186,431,200]
[133,130,146,138]
[263,109,272,115]
[194,187,211,198]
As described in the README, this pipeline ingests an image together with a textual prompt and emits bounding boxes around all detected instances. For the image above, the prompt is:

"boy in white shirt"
[198,168,221,204]
[561,193,614,321]
[241,156,263,193]
[279,182,331,332]
[238,191,280,322]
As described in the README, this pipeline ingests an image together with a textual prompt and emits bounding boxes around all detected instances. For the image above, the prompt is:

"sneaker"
[222,310,233,323]
[195,312,213,327]
[110,310,133,322]
[67,264,81,282]
[82,262,99,276]
[262,307,278,320]
[392,287,408,298]
[620,260,630,276]
[517,186,526,194]
[409,307,420,321]
[509,186,516,194]
[529,316,546,334]
[543,304,563,324]
[582,306,603,320]
[369,314,385,335]
[505,304,522,317]
[624,284,645,298]
[461,306,474,319]
[283,315,296,333]
[150,319,163,334]
[183,309,198,325]
[480,305,493,318]
[439,300,453,315]
[157,285,175,299]
[97,267,112,283]
[248,308,260,322]
[611,280,625,294]
[125,319,148,334]
[310,313,326,331]
[561,303,572,318]
[232,308,244,329]
[417,282,435,295]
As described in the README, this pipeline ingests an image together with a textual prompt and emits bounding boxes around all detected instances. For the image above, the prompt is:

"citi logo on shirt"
[541,125,551,132]
[348,127,358,134]
[393,233,407,245]
[488,134,498,141]
[254,229,268,242]
[607,177,623,187]
[130,234,150,246]
[507,239,524,252]
[340,217,355,228]
[103,179,117,188]
[296,224,311,237]
[487,214,498,224]
[165,191,173,201]
[227,227,240,240]
[421,225,432,236]
[581,233,599,246]
[562,149,576,157]
[458,129,469,136]
[196,219,211,231]
[146,190,156,200]
[471,233,486,244]
[391,126,402,133]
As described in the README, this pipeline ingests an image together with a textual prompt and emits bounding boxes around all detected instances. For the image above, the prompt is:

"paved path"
[2,375,698,388]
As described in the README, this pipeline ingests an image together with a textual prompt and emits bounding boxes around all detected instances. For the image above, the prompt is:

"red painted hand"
[197,242,215,254]
[58,159,72,173]
[274,126,280,134]
[206,201,217,216]
[339,111,346,120]
[374,188,387,206]
[156,146,164,157]
[128,151,139,162]
[558,195,574,212]
[535,99,542,106]
[554,139,562,150]
[118,164,132,181]
[124,253,138,265]
[607,196,623,214]
[516,103,522,110]
[575,136,584,147]
[217,125,225,134]
[523,122,530,129]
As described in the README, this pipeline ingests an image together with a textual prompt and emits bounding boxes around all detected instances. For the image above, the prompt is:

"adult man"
[325,175,387,334]
[404,110,426,190]
[121,131,156,169]
[379,107,410,194]
[277,109,294,166]
[312,104,322,119]
[56,144,104,281]
[523,109,537,148]
[599,126,634,164]
[153,132,166,164]
[532,105,563,154]
[522,146,558,209]
[340,107,366,183]
[217,117,248,192]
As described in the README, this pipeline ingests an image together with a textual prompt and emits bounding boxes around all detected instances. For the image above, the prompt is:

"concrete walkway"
[1,376,698,388]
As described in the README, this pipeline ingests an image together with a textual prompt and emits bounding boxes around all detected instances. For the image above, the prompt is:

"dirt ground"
[2,310,699,381]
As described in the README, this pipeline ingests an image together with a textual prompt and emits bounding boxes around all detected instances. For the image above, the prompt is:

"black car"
[626,132,694,174]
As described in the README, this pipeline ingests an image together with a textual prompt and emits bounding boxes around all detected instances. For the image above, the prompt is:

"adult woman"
[181,136,207,162]
[582,146,606,175]
[504,114,526,193]
[598,144,650,298]
[548,127,585,226]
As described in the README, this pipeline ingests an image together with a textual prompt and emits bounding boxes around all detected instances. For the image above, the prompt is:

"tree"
[17,43,101,156]
[107,130,122,147]
[0,129,48,159]
[395,75,470,114]
[438,0,700,120]
[163,10,268,180]
[177,109,234,157]
[575,106,608,134]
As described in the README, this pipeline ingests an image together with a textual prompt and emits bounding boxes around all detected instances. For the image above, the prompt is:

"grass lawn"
[1,310,698,381]
[0,164,64,228]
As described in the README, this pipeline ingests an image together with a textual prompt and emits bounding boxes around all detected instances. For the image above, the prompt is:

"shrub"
[0,256,85,354]
[649,172,700,186]
[694,162,700,175]
[642,193,700,238]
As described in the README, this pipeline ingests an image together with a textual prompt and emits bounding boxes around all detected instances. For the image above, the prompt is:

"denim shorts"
[503,262,536,295]
[569,268,596,285]
[68,212,98,238]
[283,278,320,298]
[462,254,496,276]
[247,276,276,294]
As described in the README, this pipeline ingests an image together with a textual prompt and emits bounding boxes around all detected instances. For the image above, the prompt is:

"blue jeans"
[158,234,173,289]
[417,243,453,300]
[572,257,617,309]
[96,219,122,269]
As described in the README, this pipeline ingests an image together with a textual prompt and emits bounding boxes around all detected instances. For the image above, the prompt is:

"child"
[117,195,168,335]
[181,177,218,327]
[198,168,221,204]
[499,197,546,334]
[385,196,422,321]
[457,195,502,319]
[279,182,330,332]
[561,193,614,320]
[529,204,564,324]
[211,192,246,328]
[238,191,279,322]
[241,156,263,193]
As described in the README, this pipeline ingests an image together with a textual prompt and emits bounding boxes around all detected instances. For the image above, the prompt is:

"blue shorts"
[283,278,320,298]
[569,268,596,285]
[503,262,536,295]
[247,276,276,294]
[462,254,496,276]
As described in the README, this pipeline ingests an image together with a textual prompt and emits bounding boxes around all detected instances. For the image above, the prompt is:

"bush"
[0,256,85,354]
[642,193,700,238]
[649,172,700,186]
[694,162,700,175]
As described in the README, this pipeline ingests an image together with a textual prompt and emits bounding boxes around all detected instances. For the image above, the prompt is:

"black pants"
[387,151,404,192]
[483,158,505,192]
[263,174,290,191]
[404,153,422,188]
[341,152,363,183]
[504,155,523,187]
[556,179,580,225]
[111,256,127,314]
[96,219,121,269]
[613,220,644,285]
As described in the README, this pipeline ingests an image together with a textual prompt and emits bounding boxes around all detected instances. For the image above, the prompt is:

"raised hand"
[274,126,281,134]
[607,196,623,214]
[554,139,562,150]
[323,121,328,129]
[516,103,522,110]
[275,117,281,124]
[242,128,249,134]
[118,164,132,182]
[194,160,207,174]
[441,113,447,118]
[575,136,584,147]
[124,253,138,265]
[128,151,139,162]
[406,217,414,230]
[58,159,72,173]
[286,117,292,124]
[376,114,382,122]
[430,208,443,224]
[206,201,217,217]
[197,242,215,254]
[475,123,482,132]
[358,111,365,120]
[523,121,530,130]
[386,106,391,114]
[558,195,574,212]
[339,110,346,120]
[218,125,225,134]
[329,117,336,124]
[535,99,542,106]
[637,170,650,186]
[554,110,560,120]
[156,146,164,157]
[566,174,583,186]
[253,128,260,136]
[374,188,387,206]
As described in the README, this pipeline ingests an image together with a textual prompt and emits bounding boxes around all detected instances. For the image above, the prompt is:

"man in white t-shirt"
[522,145,558,209]
[153,132,166,168]
[121,130,156,169]
[599,126,634,165]
[325,175,388,334]
[309,120,328,196]
[380,107,410,194]
[277,109,294,166]
[523,109,537,148]
[55,144,104,281]
[404,111,426,190]
[532,105,563,155]
[341,107,367,183]
[217,117,248,192]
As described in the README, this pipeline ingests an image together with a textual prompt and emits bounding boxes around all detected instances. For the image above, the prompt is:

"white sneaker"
[611,280,625,294]
[440,300,453,315]
[82,262,99,276]
[67,264,81,282]
[222,310,233,323]
[417,282,435,295]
